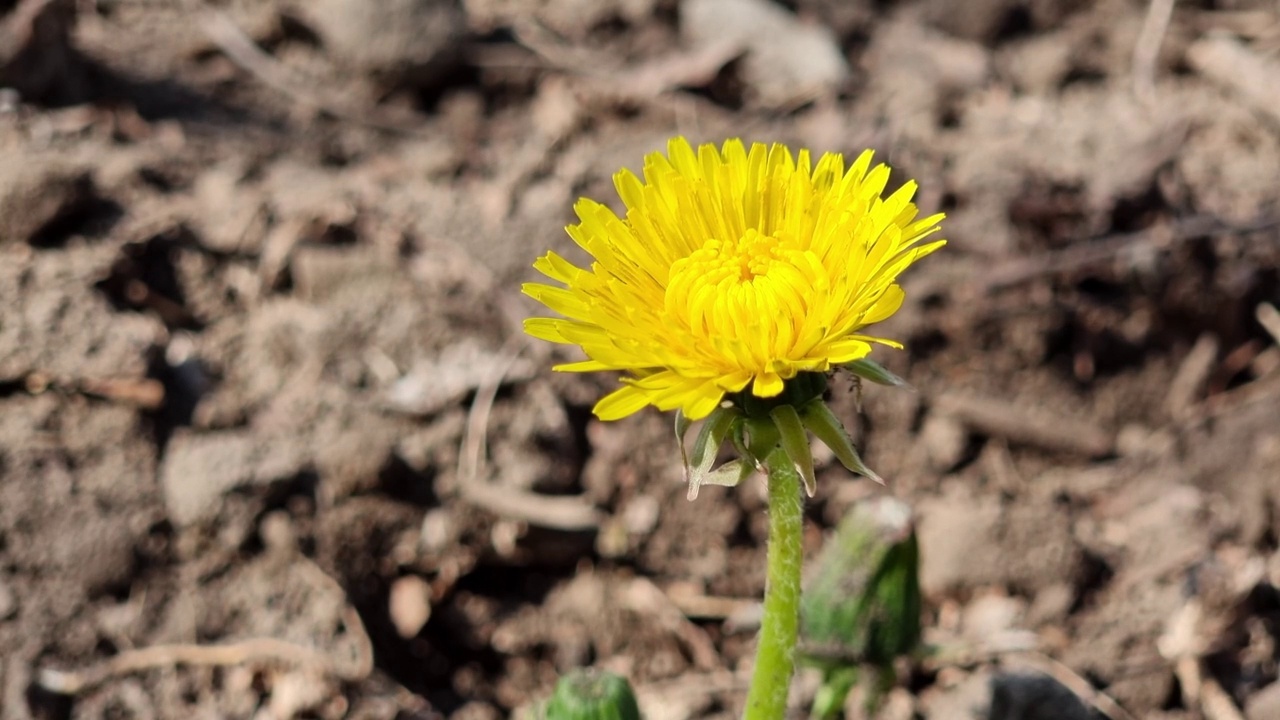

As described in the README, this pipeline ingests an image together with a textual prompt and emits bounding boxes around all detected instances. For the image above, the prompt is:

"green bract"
[675,372,881,500]
[840,358,911,389]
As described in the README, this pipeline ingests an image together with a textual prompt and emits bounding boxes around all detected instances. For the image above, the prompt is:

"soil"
[2,0,1280,718]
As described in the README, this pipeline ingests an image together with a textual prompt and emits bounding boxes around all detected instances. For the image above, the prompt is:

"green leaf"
[770,404,817,497]
[799,400,882,483]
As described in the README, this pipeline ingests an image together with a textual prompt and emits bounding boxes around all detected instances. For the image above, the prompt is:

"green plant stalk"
[744,449,805,720]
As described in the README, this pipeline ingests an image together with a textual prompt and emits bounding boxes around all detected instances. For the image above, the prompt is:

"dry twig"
[623,578,721,671]
[664,583,759,622]
[1006,652,1139,720]
[979,214,1280,292]
[1166,334,1219,422]
[1256,303,1280,347]
[195,4,427,136]
[1132,0,1177,104]
[452,338,603,531]
[20,372,165,410]
[36,546,373,696]
[462,481,603,531]
[37,616,367,696]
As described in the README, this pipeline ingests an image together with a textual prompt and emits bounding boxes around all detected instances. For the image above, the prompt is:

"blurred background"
[2,0,1280,718]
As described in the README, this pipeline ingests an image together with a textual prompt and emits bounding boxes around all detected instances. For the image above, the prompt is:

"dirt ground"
[2,0,1280,718]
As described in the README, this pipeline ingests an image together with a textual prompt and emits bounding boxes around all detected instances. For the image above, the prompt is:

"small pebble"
[388,575,432,639]
[259,510,297,554]
[921,411,969,470]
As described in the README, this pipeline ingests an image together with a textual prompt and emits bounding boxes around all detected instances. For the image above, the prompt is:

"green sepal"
[692,458,754,500]
[684,406,744,500]
[799,400,882,483]
[674,410,693,470]
[770,404,817,498]
[742,415,782,467]
[540,669,641,720]
[729,420,753,468]
[841,358,912,390]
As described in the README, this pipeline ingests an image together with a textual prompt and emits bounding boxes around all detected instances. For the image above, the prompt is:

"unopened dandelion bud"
[801,496,921,668]
[540,669,642,720]
[800,497,922,717]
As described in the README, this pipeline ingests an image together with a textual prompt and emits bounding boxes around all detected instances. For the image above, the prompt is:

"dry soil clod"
[934,392,1114,458]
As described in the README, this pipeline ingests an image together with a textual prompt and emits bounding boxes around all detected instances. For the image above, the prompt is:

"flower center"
[729,228,785,280]
[664,229,826,358]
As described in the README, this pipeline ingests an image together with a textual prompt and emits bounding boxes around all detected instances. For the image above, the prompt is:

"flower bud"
[539,669,642,720]
[800,497,922,715]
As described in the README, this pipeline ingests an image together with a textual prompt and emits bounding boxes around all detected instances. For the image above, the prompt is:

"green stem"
[744,449,805,720]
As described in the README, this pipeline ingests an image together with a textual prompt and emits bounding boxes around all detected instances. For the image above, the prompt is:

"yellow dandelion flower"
[523,137,945,421]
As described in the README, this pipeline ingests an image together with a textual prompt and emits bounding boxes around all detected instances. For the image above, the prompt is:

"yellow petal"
[861,285,905,325]
[825,338,872,363]
[593,385,651,420]
[752,371,784,397]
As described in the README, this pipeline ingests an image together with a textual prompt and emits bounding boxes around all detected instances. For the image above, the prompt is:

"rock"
[989,673,1093,720]
[160,430,306,526]
[915,485,1002,596]
[49,503,137,595]
[297,0,465,87]
[682,0,849,108]
[292,246,396,304]
[0,153,92,245]
[917,483,1082,597]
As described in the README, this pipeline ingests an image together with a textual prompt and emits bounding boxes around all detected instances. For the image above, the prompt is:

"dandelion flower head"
[524,137,944,421]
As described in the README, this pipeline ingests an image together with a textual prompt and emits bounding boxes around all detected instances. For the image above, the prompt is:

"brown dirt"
[2,0,1280,718]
